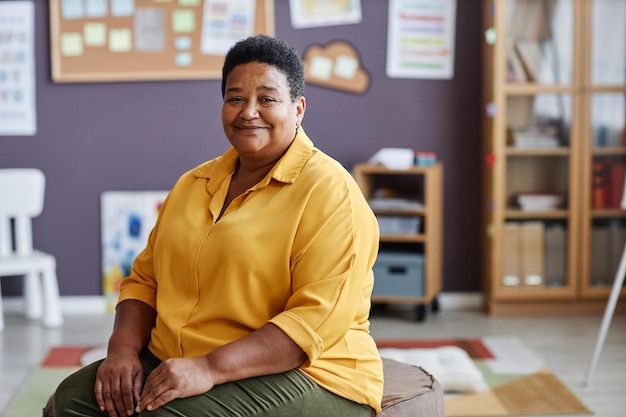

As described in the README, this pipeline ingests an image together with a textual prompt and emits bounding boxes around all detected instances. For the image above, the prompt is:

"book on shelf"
[501,221,549,287]
[509,0,542,40]
[515,39,540,82]
[591,160,626,209]
[609,162,626,209]
[590,226,610,285]
[590,221,626,286]
[502,222,521,286]
[592,161,610,209]
[501,221,567,289]
[506,38,527,82]
[594,125,625,148]
[520,222,544,286]
[537,39,559,84]
[544,223,567,287]
[515,38,558,85]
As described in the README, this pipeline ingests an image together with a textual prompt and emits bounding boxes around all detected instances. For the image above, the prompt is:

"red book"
[592,161,609,209]
[609,162,626,209]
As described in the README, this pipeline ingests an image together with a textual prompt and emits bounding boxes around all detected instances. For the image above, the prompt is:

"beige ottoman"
[380,358,445,417]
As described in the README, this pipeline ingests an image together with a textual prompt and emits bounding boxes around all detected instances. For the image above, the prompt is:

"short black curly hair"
[221,35,305,103]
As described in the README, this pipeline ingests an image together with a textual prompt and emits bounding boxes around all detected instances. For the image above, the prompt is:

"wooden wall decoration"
[49,0,274,83]
[302,40,370,95]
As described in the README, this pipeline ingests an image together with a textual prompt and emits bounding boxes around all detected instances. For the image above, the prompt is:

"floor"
[1,306,625,417]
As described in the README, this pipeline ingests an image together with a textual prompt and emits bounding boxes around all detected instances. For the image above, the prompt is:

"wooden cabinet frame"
[482,0,626,315]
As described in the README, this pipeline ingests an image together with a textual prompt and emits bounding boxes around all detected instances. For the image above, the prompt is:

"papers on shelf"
[368,197,424,211]
[377,215,421,235]
[368,147,414,170]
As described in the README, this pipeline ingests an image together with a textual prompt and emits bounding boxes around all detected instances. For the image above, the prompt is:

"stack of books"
[508,125,559,149]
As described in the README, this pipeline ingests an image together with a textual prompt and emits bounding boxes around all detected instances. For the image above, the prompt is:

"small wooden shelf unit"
[353,163,443,321]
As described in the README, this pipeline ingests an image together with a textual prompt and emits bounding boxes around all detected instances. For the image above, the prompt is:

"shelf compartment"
[506,94,573,149]
[505,156,569,209]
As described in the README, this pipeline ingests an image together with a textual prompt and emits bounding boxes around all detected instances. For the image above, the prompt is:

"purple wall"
[0,1,483,296]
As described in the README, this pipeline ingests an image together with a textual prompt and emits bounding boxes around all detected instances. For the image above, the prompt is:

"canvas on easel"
[100,191,168,312]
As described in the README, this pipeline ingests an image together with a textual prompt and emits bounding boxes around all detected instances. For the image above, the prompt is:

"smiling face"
[221,62,306,165]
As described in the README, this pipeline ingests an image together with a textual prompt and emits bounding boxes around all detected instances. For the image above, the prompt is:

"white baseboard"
[1,292,483,315]
[437,292,483,311]
[2,296,108,315]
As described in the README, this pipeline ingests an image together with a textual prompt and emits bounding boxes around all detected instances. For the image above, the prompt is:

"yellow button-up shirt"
[118,128,383,412]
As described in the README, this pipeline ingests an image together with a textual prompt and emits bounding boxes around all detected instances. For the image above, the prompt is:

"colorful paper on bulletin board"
[101,191,168,312]
[0,1,37,135]
[289,0,362,28]
[49,0,274,82]
[386,0,457,80]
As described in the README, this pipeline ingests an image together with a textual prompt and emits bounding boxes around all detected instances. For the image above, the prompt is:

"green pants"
[51,348,374,417]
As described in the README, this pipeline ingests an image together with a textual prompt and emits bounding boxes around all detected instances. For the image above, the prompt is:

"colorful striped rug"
[377,336,591,416]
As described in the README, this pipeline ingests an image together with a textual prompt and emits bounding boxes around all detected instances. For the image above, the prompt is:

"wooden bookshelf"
[482,0,626,315]
[353,163,443,321]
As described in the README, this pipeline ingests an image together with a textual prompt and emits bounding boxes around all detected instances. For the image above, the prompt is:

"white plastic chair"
[583,173,626,386]
[0,168,63,331]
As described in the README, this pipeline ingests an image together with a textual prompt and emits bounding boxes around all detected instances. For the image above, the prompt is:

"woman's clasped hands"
[95,350,215,417]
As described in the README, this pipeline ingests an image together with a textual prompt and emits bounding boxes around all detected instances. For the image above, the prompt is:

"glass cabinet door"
[501,93,573,291]
[505,0,574,85]
[484,0,626,313]
[493,0,577,296]
[586,92,626,290]
[590,0,626,86]
[584,0,626,295]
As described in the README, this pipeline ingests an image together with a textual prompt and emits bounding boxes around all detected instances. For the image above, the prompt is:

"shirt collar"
[192,127,314,195]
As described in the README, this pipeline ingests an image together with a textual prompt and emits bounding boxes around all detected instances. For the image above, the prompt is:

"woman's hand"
[95,349,144,417]
[135,356,215,413]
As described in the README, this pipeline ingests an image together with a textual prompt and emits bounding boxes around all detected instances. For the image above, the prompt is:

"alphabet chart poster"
[0,1,36,135]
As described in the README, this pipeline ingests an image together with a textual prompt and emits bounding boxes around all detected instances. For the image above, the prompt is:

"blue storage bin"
[372,252,424,297]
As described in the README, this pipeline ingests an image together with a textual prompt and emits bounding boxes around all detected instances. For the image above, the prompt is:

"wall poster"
[0,1,36,135]
[289,0,362,28]
[386,0,457,80]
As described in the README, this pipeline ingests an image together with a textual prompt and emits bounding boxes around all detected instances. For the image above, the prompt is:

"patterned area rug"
[377,336,592,417]
[4,346,98,417]
[5,337,591,417]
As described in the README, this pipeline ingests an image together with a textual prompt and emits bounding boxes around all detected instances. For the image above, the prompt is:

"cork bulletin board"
[49,0,274,83]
